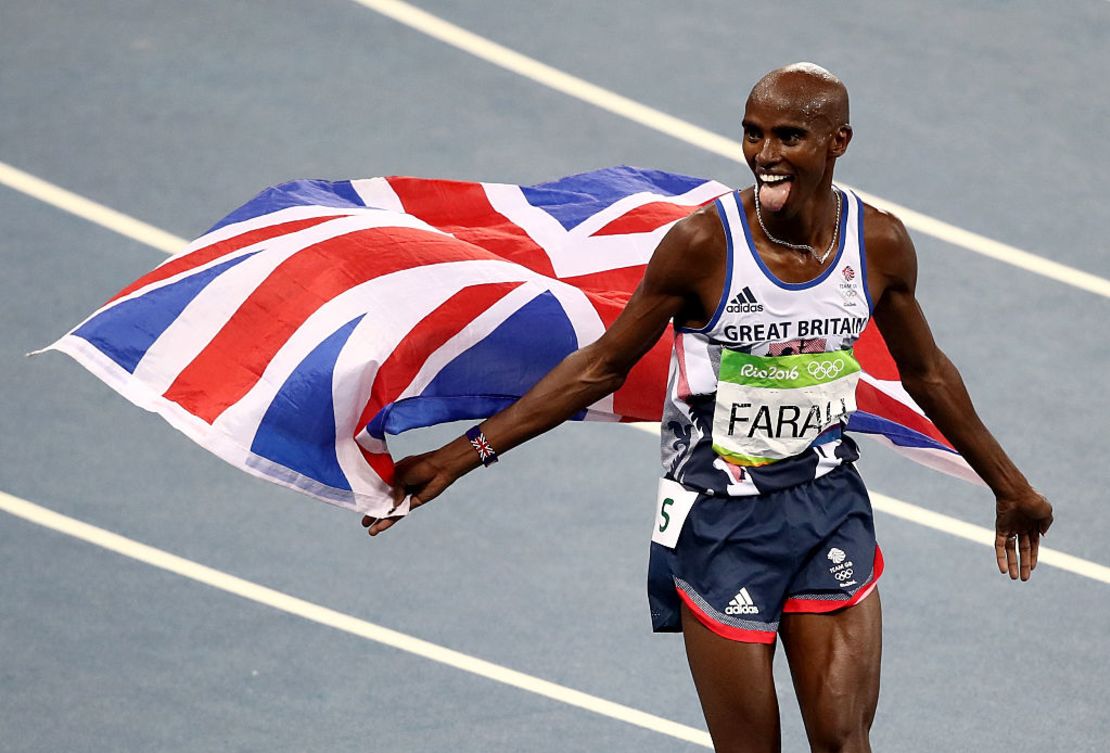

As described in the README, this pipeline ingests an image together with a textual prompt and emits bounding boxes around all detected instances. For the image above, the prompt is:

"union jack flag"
[43,166,978,518]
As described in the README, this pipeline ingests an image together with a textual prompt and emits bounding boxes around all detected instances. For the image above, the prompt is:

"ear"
[829,124,853,158]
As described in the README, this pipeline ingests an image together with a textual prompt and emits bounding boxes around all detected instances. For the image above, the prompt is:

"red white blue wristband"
[466,425,499,467]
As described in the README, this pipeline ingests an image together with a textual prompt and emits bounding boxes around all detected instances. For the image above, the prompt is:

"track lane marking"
[347,0,1109,298]
[3,161,1105,584]
[0,489,714,748]
[0,161,185,253]
[867,491,1108,582]
[3,483,1104,753]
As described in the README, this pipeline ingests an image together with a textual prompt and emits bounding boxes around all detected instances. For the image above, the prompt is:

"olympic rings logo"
[833,569,854,581]
[807,360,846,379]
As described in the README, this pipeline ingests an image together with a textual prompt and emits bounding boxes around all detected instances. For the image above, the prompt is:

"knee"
[809,732,869,753]
[806,706,874,753]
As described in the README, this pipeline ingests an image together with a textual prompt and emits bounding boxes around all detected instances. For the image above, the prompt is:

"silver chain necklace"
[753,187,842,265]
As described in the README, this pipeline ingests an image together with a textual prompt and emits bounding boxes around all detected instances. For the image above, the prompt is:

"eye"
[781,128,808,146]
[744,127,761,142]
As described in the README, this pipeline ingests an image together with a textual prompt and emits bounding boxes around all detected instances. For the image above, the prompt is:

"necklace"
[753,187,842,265]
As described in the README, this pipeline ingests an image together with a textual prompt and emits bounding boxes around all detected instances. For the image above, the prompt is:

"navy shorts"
[648,463,883,644]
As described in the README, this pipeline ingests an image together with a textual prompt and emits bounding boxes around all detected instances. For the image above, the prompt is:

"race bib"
[651,477,698,549]
[712,349,860,466]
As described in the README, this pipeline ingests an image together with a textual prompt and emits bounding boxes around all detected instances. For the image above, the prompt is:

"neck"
[756,181,838,250]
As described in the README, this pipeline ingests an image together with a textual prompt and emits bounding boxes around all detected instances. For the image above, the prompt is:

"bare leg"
[680,603,782,753]
[779,590,882,753]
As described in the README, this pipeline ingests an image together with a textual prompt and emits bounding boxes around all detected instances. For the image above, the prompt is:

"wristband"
[465,425,499,467]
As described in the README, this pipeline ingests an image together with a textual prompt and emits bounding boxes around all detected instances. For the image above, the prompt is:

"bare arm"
[866,208,1053,580]
[363,207,721,535]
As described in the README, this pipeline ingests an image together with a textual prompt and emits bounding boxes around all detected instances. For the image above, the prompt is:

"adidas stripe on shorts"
[647,463,883,643]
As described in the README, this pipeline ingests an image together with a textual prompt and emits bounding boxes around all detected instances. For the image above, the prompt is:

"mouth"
[756,173,793,212]
[756,172,793,186]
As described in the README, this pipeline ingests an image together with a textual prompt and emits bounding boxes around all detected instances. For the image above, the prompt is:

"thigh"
[681,603,782,753]
[779,590,882,753]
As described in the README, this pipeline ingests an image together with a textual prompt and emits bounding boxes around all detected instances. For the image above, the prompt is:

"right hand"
[993,488,1054,581]
[361,450,458,537]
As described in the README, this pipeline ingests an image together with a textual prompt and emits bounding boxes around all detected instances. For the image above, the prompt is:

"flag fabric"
[44,166,979,518]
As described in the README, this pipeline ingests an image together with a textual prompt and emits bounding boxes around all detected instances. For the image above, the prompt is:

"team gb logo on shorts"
[827,547,847,564]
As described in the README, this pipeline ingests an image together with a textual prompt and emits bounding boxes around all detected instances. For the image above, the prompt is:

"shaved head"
[741,63,853,217]
[748,62,850,129]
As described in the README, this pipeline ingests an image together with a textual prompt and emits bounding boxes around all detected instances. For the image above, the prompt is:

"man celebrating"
[363,63,1053,753]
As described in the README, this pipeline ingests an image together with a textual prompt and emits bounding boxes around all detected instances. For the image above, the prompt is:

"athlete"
[361,63,1054,753]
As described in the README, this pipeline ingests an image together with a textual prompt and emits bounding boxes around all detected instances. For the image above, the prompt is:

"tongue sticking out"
[759,180,792,212]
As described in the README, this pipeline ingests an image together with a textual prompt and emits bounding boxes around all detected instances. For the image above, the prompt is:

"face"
[741,88,851,214]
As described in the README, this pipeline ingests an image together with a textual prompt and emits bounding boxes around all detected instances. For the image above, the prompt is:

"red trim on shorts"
[782,545,885,614]
[674,587,777,644]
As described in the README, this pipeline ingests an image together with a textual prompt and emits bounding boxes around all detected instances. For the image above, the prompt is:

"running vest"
[660,187,873,497]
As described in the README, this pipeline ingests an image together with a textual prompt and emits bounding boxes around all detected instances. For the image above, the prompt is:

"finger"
[1018,533,1032,581]
[361,515,375,529]
[995,533,1009,575]
[1029,533,1040,572]
[1038,497,1054,534]
[390,483,406,506]
[368,516,401,536]
[414,475,451,506]
[1006,534,1019,580]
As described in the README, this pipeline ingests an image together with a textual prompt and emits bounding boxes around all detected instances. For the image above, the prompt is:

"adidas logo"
[724,587,759,615]
[726,286,764,313]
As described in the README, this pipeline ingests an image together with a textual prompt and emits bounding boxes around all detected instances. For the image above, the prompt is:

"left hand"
[994,489,1054,581]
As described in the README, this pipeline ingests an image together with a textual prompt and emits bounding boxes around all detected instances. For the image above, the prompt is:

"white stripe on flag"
[571,232,670,278]
[859,373,929,418]
[568,182,728,239]
[348,177,406,213]
[215,260,533,452]
[129,213,449,391]
[162,205,380,264]
[329,271,545,501]
[862,434,985,486]
[390,281,548,406]
[482,183,576,272]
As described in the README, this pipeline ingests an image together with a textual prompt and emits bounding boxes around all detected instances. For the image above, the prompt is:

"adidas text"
[724,587,760,615]
[727,301,764,313]
[726,287,764,314]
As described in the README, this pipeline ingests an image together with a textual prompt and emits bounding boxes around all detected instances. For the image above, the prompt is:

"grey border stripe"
[674,577,780,632]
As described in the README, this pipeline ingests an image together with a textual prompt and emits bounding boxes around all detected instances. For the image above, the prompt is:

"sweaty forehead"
[746,70,848,126]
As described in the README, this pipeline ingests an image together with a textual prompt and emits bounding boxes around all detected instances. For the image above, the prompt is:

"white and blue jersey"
[660,186,873,497]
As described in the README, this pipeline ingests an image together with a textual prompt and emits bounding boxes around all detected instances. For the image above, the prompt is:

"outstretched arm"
[867,209,1053,580]
[363,208,721,535]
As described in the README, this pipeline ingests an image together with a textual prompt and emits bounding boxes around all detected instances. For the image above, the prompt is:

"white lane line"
[0,161,186,253]
[348,0,1110,299]
[629,424,1109,585]
[3,162,1104,584]
[0,489,714,748]
[869,492,1110,583]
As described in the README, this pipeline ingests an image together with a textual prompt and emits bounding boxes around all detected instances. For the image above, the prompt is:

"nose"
[756,138,780,167]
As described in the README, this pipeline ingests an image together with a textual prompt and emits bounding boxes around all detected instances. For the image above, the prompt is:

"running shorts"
[647,463,883,644]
